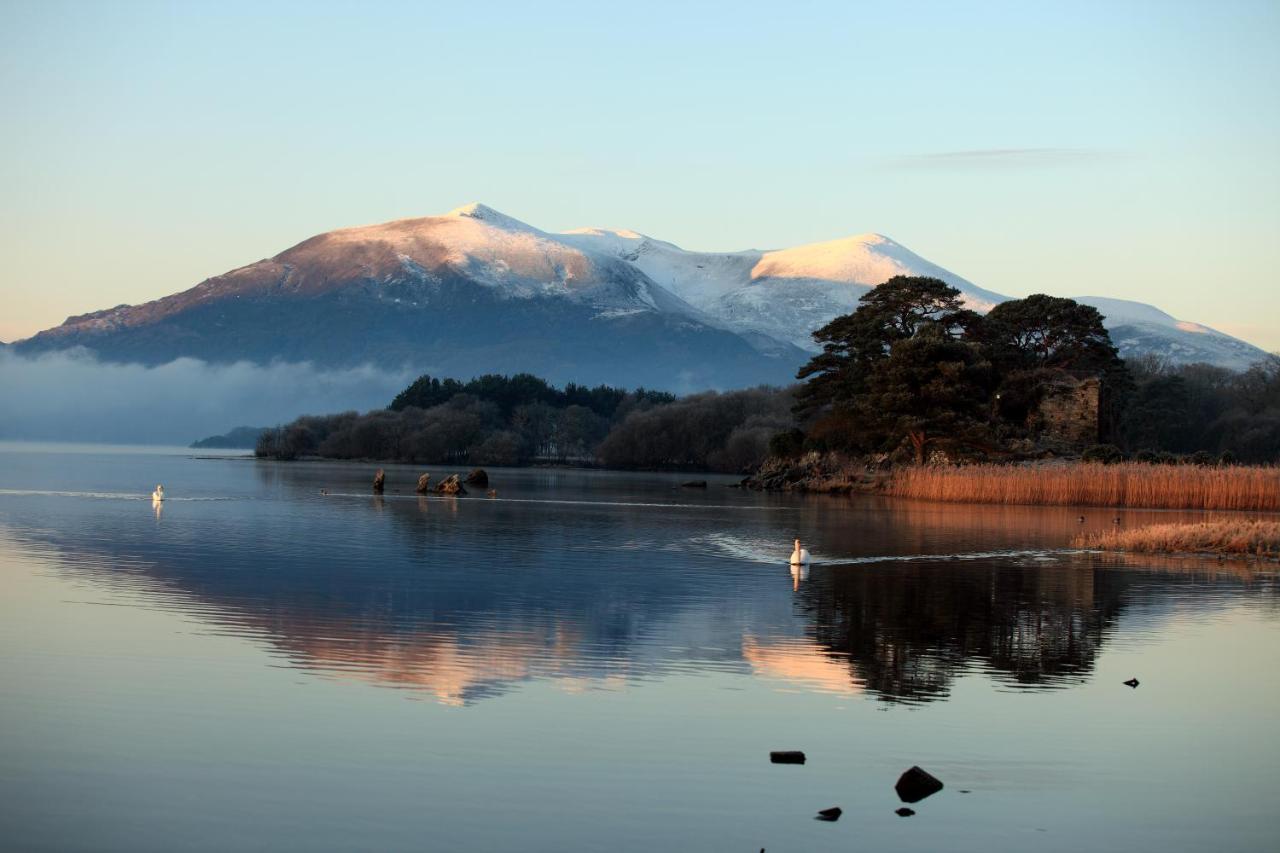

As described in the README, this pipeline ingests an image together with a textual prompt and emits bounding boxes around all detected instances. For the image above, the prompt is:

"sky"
[1,0,1277,350]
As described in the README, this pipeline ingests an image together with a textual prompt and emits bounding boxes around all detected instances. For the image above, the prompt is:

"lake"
[1,443,1277,852]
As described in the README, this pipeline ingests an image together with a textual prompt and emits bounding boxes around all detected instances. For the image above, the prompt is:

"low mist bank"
[0,350,417,445]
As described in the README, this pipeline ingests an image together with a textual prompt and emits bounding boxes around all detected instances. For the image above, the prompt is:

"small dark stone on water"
[1124,678,1139,688]
[815,807,842,821]
[770,751,805,764]
[958,789,972,794]
[372,469,385,494]
[464,468,489,487]
[681,480,708,488]
[895,807,915,817]
[415,473,431,494]
[895,765,944,803]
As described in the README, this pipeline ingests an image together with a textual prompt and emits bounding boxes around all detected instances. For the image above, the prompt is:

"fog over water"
[0,350,417,444]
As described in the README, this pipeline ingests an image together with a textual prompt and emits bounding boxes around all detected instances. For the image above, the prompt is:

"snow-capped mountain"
[14,203,1269,386]
[1068,297,1267,371]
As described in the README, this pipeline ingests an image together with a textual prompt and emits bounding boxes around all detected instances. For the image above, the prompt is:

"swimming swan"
[152,485,165,502]
[789,538,810,566]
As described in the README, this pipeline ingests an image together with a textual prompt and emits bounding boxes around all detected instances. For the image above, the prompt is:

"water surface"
[1,444,1277,851]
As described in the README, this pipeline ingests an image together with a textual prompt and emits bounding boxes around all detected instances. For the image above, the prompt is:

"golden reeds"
[1075,520,1280,557]
[887,463,1280,511]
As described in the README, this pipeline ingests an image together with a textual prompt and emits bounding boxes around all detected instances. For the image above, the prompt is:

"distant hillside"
[191,426,267,449]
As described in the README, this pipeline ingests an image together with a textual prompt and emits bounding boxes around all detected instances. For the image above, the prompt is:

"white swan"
[151,484,165,502]
[789,538,810,566]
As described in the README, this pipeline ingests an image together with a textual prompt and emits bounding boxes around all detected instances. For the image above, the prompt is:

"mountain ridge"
[15,203,1270,382]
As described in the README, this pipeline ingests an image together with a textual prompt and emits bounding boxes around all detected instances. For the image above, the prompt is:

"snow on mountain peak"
[444,202,539,234]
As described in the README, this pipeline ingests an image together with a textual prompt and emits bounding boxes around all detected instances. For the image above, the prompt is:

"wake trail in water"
[692,532,1083,567]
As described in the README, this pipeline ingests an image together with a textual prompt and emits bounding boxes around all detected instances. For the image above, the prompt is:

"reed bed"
[887,463,1280,511]
[1075,520,1280,557]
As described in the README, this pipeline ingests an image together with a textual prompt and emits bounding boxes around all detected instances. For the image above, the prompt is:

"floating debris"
[769,751,805,765]
[895,766,944,803]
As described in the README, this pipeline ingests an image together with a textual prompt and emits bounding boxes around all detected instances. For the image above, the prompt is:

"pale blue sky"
[2,0,1277,349]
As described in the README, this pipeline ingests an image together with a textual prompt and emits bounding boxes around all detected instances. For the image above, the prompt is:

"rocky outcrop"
[415,473,431,494]
[464,469,489,487]
[372,469,385,494]
[742,451,888,493]
[435,474,467,496]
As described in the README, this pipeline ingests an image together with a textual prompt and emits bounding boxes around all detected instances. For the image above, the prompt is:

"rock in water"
[1124,678,1140,688]
[681,480,708,488]
[415,473,431,494]
[770,751,806,764]
[465,468,489,487]
[372,469,385,494]
[895,807,915,817]
[895,766,944,803]
[435,474,467,496]
[815,807,842,821]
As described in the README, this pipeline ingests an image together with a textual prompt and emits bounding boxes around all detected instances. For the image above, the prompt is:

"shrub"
[1082,443,1125,464]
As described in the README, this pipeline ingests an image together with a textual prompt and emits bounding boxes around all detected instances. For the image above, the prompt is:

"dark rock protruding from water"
[372,469,385,494]
[895,766,944,803]
[415,473,432,494]
[895,807,915,817]
[681,480,708,489]
[436,474,467,496]
[815,807,842,821]
[1124,677,1140,688]
[770,751,805,764]
[465,469,489,487]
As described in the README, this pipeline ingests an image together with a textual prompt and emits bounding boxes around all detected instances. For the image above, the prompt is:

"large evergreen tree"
[794,276,976,417]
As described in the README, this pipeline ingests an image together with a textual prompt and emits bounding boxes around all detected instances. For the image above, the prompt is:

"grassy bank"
[1076,520,1280,557]
[887,463,1279,511]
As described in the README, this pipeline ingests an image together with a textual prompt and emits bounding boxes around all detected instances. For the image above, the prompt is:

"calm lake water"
[1,443,1277,852]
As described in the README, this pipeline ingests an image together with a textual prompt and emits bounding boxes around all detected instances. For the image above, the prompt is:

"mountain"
[190,425,268,449]
[14,203,1269,385]
[1069,297,1267,371]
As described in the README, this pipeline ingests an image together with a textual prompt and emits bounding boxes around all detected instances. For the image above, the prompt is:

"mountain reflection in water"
[3,456,1272,708]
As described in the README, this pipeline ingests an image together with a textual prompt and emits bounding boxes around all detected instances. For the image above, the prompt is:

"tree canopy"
[791,277,1130,460]
[982,294,1121,374]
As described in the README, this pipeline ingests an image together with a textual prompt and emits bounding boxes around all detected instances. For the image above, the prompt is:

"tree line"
[781,275,1278,464]
[256,373,792,472]
[257,281,1279,470]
